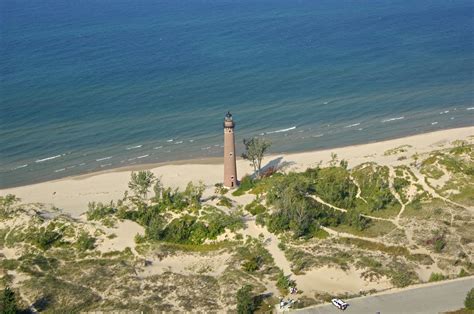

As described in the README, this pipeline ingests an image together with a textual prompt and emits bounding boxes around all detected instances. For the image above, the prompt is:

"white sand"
[1,126,472,217]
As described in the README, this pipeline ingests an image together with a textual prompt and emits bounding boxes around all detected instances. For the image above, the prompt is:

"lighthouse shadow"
[258,156,295,178]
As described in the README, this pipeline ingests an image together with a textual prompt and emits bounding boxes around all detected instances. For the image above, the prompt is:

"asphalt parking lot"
[294,277,474,314]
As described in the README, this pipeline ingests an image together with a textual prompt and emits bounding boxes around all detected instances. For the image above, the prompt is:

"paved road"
[294,277,474,314]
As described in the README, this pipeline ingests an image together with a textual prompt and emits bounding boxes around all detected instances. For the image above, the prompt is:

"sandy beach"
[1,126,473,216]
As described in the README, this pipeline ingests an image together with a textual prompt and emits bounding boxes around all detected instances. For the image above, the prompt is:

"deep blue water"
[1,0,473,188]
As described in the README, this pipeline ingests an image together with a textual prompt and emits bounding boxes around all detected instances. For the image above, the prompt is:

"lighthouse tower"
[223,111,238,188]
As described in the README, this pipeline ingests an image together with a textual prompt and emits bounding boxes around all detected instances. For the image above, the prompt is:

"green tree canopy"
[465,288,474,309]
[1,287,18,314]
[128,170,157,199]
[242,138,271,179]
[236,285,255,314]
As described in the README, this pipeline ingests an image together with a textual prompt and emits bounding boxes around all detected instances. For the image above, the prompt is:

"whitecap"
[189,139,194,143]
[136,155,149,159]
[13,164,28,170]
[431,122,438,125]
[154,146,163,150]
[312,134,324,138]
[175,141,183,144]
[166,139,174,142]
[344,123,361,128]
[439,110,449,114]
[467,107,474,110]
[126,145,142,150]
[96,156,112,162]
[201,146,211,150]
[100,163,112,167]
[381,117,404,123]
[265,126,296,134]
[36,154,62,163]
[78,163,86,166]
[54,168,66,173]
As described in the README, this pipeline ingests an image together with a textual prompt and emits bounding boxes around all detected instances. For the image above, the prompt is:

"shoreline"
[3,125,473,190]
[1,126,472,216]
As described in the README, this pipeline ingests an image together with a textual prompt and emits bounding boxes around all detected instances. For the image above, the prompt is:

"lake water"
[1,0,473,188]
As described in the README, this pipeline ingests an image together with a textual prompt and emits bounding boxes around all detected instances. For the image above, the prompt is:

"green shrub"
[33,228,63,251]
[217,196,233,208]
[232,176,256,196]
[1,287,17,314]
[276,270,295,293]
[237,285,255,314]
[428,272,445,282]
[76,232,96,251]
[244,201,267,216]
[86,202,117,221]
[465,288,474,310]
[459,268,469,277]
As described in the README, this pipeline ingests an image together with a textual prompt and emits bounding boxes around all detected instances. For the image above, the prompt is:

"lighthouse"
[223,111,238,188]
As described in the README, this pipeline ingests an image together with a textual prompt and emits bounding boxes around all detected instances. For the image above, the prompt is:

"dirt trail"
[240,218,293,277]
[411,167,471,213]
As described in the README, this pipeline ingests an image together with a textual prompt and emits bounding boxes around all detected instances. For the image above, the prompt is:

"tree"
[465,288,474,309]
[242,138,271,179]
[236,285,255,314]
[1,287,18,314]
[128,170,156,199]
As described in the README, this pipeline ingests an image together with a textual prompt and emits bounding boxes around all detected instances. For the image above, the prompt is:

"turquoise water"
[1,0,473,188]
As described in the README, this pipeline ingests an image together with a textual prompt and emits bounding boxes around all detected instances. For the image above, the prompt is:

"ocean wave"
[189,139,194,143]
[154,146,163,149]
[175,141,183,144]
[431,121,438,125]
[96,156,112,162]
[344,123,360,128]
[35,154,62,163]
[54,168,66,173]
[136,154,149,159]
[312,134,324,138]
[467,107,474,110]
[439,110,449,114]
[126,145,142,150]
[265,126,296,134]
[78,163,86,166]
[12,164,28,170]
[381,116,404,123]
[100,163,112,167]
[166,139,174,142]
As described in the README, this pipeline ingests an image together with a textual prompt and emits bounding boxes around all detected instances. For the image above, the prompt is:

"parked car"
[331,298,349,310]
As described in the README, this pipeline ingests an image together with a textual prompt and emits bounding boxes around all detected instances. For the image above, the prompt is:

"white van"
[331,298,349,310]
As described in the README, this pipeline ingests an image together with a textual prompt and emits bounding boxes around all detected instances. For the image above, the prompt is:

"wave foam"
[467,107,474,110]
[126,145,142,150]
[96,156,112,162]
[154,146,163,150]
[54,168,66,173]
[35,154,62,163]
[13,164,28,170]
[265,126,296,134]
[344,123,360,128]
[431,122,438,125]
[136,155,149,159]
[381,116,404,123]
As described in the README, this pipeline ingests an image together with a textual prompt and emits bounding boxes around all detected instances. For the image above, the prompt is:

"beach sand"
[1,126,472,217]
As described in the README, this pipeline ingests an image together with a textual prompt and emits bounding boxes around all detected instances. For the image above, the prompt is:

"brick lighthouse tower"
[223,111,238,188]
